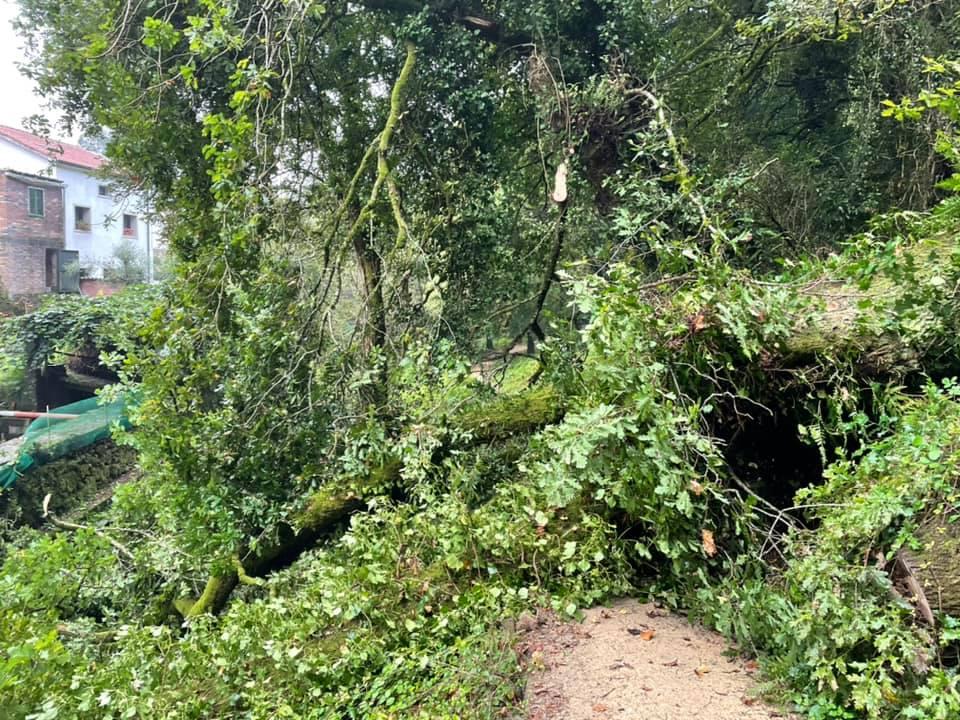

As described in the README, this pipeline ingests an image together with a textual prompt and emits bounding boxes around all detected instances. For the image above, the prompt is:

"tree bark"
[354,227,389,408]
[898,514,960,620]
[342,41,417,411]
[774,235,959,375]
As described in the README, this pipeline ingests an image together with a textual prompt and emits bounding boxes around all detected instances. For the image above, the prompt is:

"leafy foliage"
[0,285,158,407]
[705,383,960,719]
[7,0,960,718]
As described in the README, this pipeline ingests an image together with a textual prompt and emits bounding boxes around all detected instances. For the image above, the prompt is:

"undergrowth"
[4,203,960,719]
[704,382,960,719]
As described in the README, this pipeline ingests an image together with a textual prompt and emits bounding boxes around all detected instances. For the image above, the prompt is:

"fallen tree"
[783,230,960,374]
[175,384,564,616]
[176,208,960,618]
[899,513,960,621]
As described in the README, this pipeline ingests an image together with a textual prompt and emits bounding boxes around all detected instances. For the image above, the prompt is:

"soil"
[518,599,796,720]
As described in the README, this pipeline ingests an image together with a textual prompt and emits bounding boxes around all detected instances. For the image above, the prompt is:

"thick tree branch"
[177,386,562,617]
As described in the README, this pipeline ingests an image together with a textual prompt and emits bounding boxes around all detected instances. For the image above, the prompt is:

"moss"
[366,457,403,492]
[139,586,181,625]
[454,384,562,443]
[297,487,367,530]
[497,357,541,395]
[173,597,197,617]
[183,573,239,618]
[0,439,136,527]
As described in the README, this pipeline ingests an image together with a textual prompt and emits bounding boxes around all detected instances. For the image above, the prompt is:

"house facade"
[0,126,158,297]
[0,170,66,296]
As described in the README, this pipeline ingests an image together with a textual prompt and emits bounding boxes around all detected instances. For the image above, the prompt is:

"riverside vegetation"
[4,1,960,718]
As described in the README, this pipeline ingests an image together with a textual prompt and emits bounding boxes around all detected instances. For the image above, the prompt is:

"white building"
[0,125,159,282]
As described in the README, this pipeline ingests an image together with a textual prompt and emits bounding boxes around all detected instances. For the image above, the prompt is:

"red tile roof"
[0,125,104,171]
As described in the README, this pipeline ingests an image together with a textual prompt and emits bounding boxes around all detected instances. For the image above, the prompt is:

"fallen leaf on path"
[530,650,546,671]
[640,629,656,641]
[662,659,679,667]
[591,703,608,713]
[744,660,759,673]
[695,664,711,676]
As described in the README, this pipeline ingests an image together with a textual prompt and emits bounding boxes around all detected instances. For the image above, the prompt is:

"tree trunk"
[774,235,958,375]
[897,514,960,620]
[354,227,388,409]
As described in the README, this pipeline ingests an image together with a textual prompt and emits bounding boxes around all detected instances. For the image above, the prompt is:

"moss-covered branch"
[453,385,562,442]
[182,573,239,617]
[344,41,417,250]
[177,386,562,617]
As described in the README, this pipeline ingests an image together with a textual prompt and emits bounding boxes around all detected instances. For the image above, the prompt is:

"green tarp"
[0,396,130,489]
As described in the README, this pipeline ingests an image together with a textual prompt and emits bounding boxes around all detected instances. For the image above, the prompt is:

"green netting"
[0,396,131,489]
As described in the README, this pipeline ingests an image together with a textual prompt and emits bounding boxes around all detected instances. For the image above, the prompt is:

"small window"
[28,187,44,217]
[122,213,137,237]
[98,184,109,197]
[74,206,91,231]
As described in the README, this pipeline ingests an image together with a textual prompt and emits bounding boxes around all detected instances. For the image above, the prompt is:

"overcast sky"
[0,0,72,136]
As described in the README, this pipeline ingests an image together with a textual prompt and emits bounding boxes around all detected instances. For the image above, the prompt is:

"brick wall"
[0,173,65,297]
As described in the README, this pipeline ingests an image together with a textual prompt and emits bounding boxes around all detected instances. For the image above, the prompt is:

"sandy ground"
[519,599,796,720]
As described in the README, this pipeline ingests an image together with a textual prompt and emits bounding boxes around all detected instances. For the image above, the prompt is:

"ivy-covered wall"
[0,439,136,527]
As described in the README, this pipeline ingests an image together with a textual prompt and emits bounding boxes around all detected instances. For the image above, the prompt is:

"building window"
[28,187,44,217]
[74,206,91,231]
[123,213,137,237]
[98,184,109,197]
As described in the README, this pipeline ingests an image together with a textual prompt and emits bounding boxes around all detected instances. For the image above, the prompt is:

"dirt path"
[519,599,796,720]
